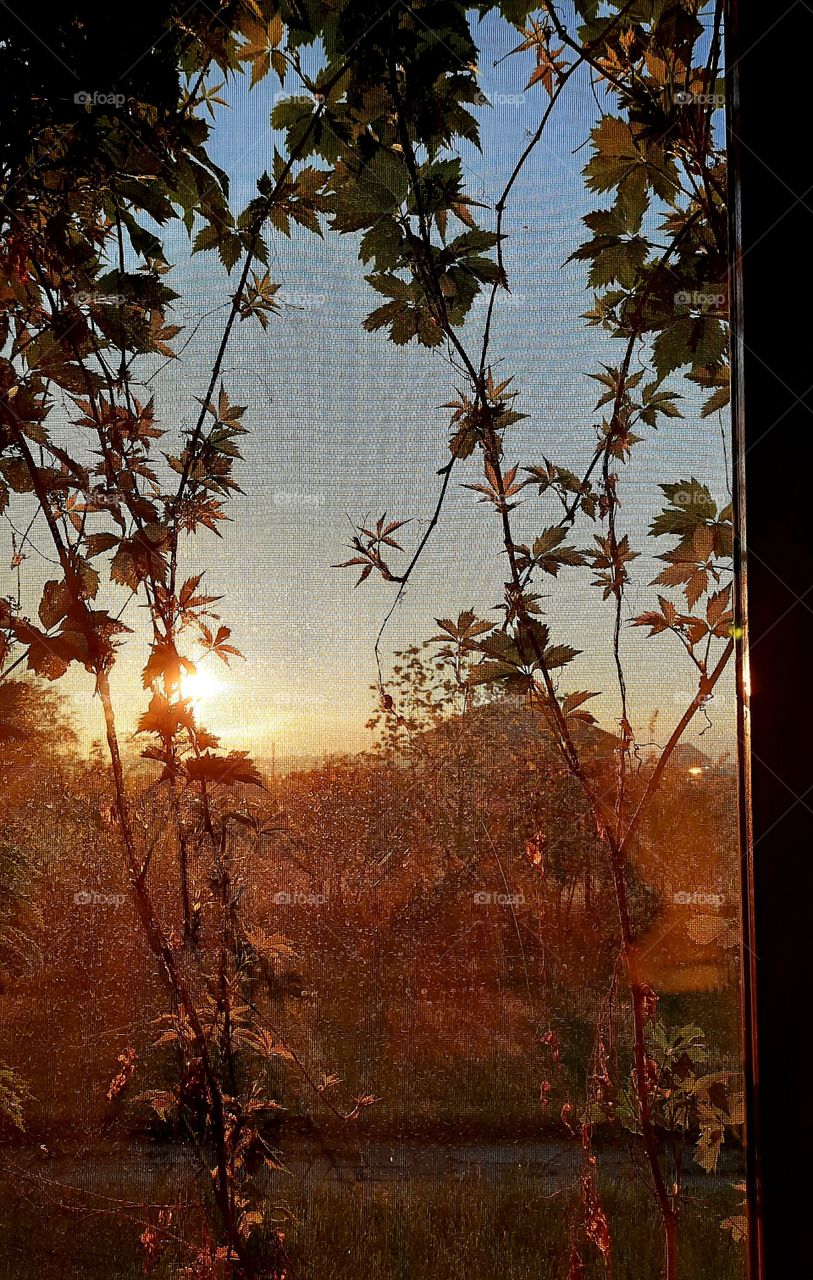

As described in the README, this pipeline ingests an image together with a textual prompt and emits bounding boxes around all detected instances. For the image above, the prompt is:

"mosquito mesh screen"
[0,4,748,1277]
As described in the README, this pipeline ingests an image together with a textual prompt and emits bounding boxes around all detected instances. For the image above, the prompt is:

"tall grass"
[0,1151,745,1279]
[282,1168,744,1280]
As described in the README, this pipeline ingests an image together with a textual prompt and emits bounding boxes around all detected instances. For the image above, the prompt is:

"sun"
[181,666,224,708]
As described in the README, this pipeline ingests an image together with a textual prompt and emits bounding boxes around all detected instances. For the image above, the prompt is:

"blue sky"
[6,9,736,762]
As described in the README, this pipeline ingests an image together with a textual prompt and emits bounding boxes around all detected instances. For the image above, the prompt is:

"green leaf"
[359,219,405,272]
[653,317,728,380]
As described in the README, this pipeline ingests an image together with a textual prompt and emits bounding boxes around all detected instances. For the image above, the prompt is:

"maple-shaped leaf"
[148,311,182,358]
[516,526,585,576]
[238,14,285,86]
[198,383,248,432]
[706,584,733,635]
[632,594,677,636]
[137,692,195,740]
[334,514,411,585]
[111,531,169,592]
[463,461,526,512]
[234,1027,293,1059]
[511,19,569,96]
[676,612,709,646]
[527,42,568,95]
[174,495,229,536]
[431,610,494,648]
[239,270,281,329]
[587,533,638,599]
[142,642,195,691]
[185,751,264,788]
[197,622,242,665]
[358,516,409,549]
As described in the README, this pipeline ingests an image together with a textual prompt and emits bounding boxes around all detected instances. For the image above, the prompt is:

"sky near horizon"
[3,10,737,762]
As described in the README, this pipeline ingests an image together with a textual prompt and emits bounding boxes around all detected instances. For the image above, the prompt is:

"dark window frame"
[728,3,812,1275]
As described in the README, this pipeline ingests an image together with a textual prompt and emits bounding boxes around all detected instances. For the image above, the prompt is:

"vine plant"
[295,2,737,1276]
[0,3,371,1276]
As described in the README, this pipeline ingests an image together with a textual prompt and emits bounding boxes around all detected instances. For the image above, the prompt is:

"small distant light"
[688,766,703,777]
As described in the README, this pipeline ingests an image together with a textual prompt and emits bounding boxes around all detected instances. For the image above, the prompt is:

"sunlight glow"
[181,666,225,708]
